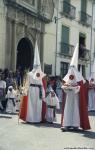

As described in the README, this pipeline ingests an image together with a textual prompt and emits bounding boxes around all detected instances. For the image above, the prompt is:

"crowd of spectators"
[0,68,27,112]
[0,68,64,113]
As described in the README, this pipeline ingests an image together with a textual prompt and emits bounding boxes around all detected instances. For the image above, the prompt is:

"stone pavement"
[0,112,95,150]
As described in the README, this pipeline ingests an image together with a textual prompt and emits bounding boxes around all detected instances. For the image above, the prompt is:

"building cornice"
[4,0,52,23]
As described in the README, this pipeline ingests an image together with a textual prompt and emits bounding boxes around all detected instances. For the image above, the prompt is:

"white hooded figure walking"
[46,87,60,123]
[61,43,91,131]
[6,86,16,114]
[19,40,46,123]
[88,77,95,111]
[88,59,95,111]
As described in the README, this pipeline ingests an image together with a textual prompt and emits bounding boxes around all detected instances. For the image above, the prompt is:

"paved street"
[0,112,95,150]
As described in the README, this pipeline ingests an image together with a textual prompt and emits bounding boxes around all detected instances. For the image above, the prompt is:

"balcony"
[79,46,90,61]
[79,11,92,27]
[60,1,76,19]
[59,42,74,57]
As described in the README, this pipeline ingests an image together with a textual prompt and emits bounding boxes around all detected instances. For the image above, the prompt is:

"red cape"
[61,81,91,130]
[78,81,90,130]
[19,96,28,121]
[42,78,47,122]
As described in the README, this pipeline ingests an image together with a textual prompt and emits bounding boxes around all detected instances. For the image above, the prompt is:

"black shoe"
[73,127,79,131]
[61,127,68,132]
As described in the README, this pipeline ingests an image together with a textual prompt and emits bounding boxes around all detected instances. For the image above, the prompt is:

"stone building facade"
[0,0,54,71]
[43,0,95,78]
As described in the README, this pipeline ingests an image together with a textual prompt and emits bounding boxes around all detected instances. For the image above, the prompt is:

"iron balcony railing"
[79,47,90,61]
[59,43,90,61]
[59,42,74,57]
[60,1,76,19]
[79,11,92,27]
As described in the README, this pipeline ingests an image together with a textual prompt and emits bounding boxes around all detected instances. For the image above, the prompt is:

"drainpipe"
[90,0,94,75]
[54,0,59,76]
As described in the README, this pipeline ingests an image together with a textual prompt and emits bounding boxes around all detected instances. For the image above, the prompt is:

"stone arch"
[16,37,34,71]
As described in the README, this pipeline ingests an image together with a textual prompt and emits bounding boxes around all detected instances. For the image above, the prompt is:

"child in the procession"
[15,88,21,112]
[45,84,60,123]
[6,86,16,114]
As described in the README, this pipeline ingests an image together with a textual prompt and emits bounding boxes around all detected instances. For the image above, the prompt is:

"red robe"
[78,81,90,130]
[61,80,91,130]
[41,78,47,122]
[19,96,28,121]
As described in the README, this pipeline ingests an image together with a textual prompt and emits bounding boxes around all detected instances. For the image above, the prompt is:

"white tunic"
[6,90,16,113]
[46,92,60,122]
[0,80,6,89]
[62,85,80,127]
[88,87,95,111]
[0,80,6,108]
[56,80,63,102]
[26,73,45,123]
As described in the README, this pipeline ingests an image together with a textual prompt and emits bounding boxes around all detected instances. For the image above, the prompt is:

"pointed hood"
[29,40,45,80]
[63,43,85,83]
[33,40,41,70]
[70,43,79,69]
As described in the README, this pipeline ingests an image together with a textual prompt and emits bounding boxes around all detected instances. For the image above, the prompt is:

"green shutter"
[81,0,87,12]
[64,0,70,3]
[61,25,69,43]
[82,65,85,77]
[61,25,69,54]
[63,0,71,14]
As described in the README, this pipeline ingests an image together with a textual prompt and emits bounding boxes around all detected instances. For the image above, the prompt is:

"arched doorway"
[16,38,34,71]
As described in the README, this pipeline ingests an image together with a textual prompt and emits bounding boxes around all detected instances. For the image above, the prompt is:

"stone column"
[10,20,16,71]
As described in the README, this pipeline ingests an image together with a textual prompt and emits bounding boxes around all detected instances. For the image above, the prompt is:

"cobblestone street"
[0,112,95,150]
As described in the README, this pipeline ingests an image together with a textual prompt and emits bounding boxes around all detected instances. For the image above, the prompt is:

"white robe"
[0,80,6,109]
[88,88,95,111]
[26,74,45,123]
[15,90,21,111]
[56,80,63,102]
[63,85,80,127]
[6,90,16,113]
[46,92,60,123]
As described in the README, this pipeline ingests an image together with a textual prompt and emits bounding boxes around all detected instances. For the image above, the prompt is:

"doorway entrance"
[16,38,34,71]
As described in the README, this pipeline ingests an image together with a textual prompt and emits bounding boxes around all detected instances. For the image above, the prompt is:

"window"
[81,0,87,13]
[80,0,87,22]
[82,65,85,77]
[79,33,86,58]
[78,64,85,77]
[63,0,71,14]
[32,0,35,6]
[61,25,69,54]
[60,62,69,77]
[44,63,52,75]
[23,0,35,6]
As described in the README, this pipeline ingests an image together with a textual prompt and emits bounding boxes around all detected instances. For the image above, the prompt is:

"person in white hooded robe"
[61,44,90,131]
[62,71,80,131]
[19,40,46,123]
[88,77,95,111]
[45,86,60,123]
[88,59,95,111]
[6,86,16,114]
